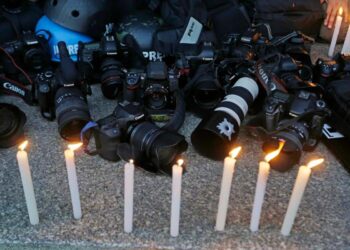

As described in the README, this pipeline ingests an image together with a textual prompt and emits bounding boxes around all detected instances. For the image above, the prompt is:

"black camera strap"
[0,45,34,105]
[80,121,100,156]
[0,75,33,105]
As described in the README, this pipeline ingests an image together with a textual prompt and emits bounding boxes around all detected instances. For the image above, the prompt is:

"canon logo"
[3,82,25,96]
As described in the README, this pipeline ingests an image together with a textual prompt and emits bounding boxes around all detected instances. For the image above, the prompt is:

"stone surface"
[0,44,349,249]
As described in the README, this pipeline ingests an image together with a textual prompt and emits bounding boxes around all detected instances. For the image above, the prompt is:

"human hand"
[321,0,348,28]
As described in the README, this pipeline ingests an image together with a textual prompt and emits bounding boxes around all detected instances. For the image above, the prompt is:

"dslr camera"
[314,54,350,85]
[34,41,91,141]
[82,69,188,175]
[126,61,182,122]
[176,41,225,117]
[0,31,50,78]
[78,25,128,99]
[258,89,330,171]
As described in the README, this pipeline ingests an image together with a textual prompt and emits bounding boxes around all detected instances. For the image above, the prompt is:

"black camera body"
[78,30,128,99]
[1,31,49,77]
[82,75,188,175]
[314,54,350,86]
[220,31,268,61]
[0,1,43,44]
[175,41,225,117]
[262,89,329,171]
[34,41,91,141]
[121,61,181,122]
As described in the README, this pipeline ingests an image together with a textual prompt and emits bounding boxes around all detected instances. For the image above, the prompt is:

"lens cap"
[0,103,26,148]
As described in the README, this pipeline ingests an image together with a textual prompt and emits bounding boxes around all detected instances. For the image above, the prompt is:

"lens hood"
[0,103,26,148]
[130,121,188,174]
[263,137,302,172]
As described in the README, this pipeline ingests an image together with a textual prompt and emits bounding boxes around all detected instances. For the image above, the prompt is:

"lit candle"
[215,147,242,231]
[329,7,343,57]
[281,158,324,236]
[16,141,39,225]
[342,24,350,54]
[64,143,83,220]
[250,141,285,232]
[170,159,184,237]
[124,159,135,233]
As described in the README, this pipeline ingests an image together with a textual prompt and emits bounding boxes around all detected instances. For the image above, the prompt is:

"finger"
[325,6,333,25]
[344,5,348,22]
[328,8,338,28]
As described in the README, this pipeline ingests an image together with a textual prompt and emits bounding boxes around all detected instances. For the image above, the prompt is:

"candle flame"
[229,146,242,159]
[129,159,134,164]
[307,158,324,169]
[339,7,343,16]
[18,140,28,151]
[264,140,285,163]
[68,143,83,151]
[177,159,184,167]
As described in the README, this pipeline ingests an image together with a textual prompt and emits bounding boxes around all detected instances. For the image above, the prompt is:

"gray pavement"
[0,44,349,249]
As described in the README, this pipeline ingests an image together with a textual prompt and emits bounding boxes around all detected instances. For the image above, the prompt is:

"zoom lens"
[130,121,188,174]
[191,77,259,160]
[262,122,309,172]
[187,64,224,116]
[55,87,91,141]
[0,103,26,148]
[100,58,124,99]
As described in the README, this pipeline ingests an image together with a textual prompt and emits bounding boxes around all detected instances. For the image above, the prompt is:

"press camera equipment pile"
[0,1,349,174]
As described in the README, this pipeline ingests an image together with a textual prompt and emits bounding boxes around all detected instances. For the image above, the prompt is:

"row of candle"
[215,141,324,236]
[14,140,323,237]
[329,7,350,56]
[15,141,84,224]
[15,140,185,237]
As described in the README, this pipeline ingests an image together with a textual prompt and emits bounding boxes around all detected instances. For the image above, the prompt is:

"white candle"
[329,7,343,57]
[16,141,39,225]
[170,159,184,237]
[250,141,285,232]
[215,147,241,231]
[64,143,83,220]
[124,159,135,233]
[281,159,324,236]
[341,24,350,54]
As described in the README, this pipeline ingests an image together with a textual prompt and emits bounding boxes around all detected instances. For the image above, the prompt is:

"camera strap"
[0,75,33,105]
[80,121,99,156]
[255,53,288,94]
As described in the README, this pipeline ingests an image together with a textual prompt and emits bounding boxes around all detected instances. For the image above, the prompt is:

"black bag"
[325,78,350,139]
[255,0,325,37]
[203,0,251,40]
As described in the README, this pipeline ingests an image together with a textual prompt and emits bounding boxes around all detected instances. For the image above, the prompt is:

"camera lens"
[144,83,168,110]
[24,48,46,71]
[130,121,188,174]
[188,67,224,115]
[100,58,124,99]
[191,77,259,160]
[263,122,309,171]
[193,88,222,109]
[55,87,91,141]
[0,103,26,148]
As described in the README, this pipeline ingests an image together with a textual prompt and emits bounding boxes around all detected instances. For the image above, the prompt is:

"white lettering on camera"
[143,51,163,61]
[3,82,25,96]
[53,44,79,56]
